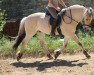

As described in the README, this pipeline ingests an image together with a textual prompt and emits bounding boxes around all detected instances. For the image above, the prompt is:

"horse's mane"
[69,4,85,9]
[59,4,86,18]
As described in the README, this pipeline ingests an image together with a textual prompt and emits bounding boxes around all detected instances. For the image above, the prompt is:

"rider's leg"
[50,19,57,36]
[47,7,58,36]
[57,27,64,38]
[56,9,66,37]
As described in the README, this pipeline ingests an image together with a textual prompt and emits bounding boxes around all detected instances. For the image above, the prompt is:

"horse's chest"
[61,24,76,35]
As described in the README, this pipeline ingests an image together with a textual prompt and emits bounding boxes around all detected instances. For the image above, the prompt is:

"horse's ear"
[89,7,93,12]
[86,7,93,17]
[87,7,93,14]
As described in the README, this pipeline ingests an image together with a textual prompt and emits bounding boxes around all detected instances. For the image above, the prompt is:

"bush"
[0,9,6,32]
[0,9,6,38]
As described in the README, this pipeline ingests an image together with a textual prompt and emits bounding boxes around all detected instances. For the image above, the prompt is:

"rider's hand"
[57,7,61,12]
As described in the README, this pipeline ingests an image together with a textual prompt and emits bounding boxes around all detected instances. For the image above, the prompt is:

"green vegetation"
[0,9,5,32]
[0,0,94,57]
[0,32,94,57]
[0,9,6,39]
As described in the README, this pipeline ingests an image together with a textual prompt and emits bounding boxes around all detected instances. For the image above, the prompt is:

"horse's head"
[81,7,94,32]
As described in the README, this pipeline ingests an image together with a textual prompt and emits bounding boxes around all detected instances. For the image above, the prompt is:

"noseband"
[82,19,91,27]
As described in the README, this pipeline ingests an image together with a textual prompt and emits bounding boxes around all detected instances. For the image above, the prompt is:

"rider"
[46,0,67,36]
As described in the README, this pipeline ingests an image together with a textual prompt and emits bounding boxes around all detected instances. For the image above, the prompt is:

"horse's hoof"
[16,52,23,61]
[83,50,91,59]
[47,54,53,59]
[86,54,91,59]
[54,49,61,60]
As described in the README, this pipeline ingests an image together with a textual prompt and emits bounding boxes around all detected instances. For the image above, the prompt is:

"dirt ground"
[0,53,94,75]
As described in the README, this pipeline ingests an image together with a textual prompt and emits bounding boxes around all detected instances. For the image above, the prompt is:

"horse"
[12,5,94,61]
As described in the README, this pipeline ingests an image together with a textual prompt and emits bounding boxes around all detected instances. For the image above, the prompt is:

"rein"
[62,7,79,24]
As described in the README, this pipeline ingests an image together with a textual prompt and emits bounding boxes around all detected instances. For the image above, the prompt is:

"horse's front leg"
[70,34,91,59]
[54,37,70,60]
[38,32,53,59]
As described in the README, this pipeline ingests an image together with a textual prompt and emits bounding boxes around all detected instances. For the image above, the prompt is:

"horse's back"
[27,12,45,19]
[21,12,46,26]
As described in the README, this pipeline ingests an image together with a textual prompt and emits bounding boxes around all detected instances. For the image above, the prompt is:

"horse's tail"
[12,18,26,50]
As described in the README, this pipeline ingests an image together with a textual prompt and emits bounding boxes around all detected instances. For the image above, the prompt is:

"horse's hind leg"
[70,34,91,59]
[38,32,53,59]
[16,30,37,61]
[54,37,69,60]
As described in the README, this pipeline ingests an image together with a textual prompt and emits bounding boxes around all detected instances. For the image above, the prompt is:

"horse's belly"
[39,24,51,34]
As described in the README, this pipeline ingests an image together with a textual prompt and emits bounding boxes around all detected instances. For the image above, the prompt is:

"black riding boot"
[57,27,64,38]
[51,25,57,36]
[50,18,57,36]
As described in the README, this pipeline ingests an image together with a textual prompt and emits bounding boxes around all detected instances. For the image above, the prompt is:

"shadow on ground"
[11,59,88,71]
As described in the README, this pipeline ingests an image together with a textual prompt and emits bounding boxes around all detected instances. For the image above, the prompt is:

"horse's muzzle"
[82,25,91,33]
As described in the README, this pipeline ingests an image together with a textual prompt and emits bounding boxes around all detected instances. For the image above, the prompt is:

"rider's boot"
[50,19,57,36]
[57,27,64,38]
[51,25,56,36]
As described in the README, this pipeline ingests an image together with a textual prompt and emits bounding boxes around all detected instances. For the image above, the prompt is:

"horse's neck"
[59,5,86,34]
[65,5,86,23]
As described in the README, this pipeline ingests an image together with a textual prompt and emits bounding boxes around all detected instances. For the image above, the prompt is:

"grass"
[0,32,94,57]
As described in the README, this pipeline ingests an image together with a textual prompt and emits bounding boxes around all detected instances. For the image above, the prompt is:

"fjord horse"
[12,5,93,61]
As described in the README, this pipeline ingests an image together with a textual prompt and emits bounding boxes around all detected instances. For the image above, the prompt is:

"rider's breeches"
[47,7,58,20]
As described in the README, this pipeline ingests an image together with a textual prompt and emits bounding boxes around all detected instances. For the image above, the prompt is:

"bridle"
[82,19,92,27]
[82,12,93,27]
[62,7,93,27]
[62,7,79,24]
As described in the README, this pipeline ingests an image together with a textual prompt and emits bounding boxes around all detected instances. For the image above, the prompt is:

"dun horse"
[12,5,93,61]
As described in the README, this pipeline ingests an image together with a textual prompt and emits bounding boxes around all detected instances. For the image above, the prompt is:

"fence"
[3,19,20,37]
